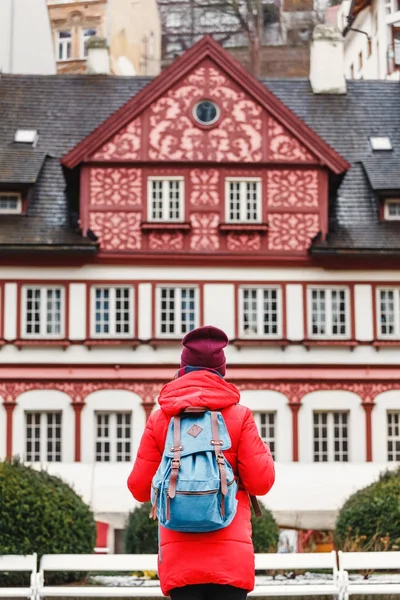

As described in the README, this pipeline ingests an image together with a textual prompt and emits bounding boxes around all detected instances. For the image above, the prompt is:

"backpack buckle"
[210,440,223,446]
[171,458,181,467]
[216,454,225,465]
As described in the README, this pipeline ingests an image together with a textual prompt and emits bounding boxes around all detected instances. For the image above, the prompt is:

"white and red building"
[0,30,400,552]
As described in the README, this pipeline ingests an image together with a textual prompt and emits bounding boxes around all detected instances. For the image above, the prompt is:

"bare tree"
[229,0,264,77]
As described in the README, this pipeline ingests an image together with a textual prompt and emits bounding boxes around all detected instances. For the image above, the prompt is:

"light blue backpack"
[150,408,238,532]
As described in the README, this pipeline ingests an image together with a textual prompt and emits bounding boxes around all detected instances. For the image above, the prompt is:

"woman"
[128,325,275,600]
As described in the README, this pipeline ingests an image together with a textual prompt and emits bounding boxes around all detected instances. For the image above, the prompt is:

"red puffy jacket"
[127,370,275,595]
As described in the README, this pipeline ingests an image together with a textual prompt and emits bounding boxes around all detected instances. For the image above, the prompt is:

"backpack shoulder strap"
[168,416,182,500]
[249,494,262,518]
[211,411,228,515]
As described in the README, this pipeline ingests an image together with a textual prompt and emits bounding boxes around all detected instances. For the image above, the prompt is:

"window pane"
[242,288,258,335]
[333,412,349,462]
[46,412,62,462]
[115,288,132,335]
[25,288,41,335]
[331,290,347,336]
[313,412,328,462]
[387,411,400,461]
[257,412,276,459]
[46,288,62,336]
[94,288,110,335]
[26,413,41,462]
[311,289,326,336]
[150,179,182,221]
[388,202,400,217]
[116,413,132,462]
[246,181,259,222]
[96,414,111,462]
[168,180,181,220]
[83,28,97,57]
[379,289,396,337]
[228,181,241,221]
[151,180,163,220]
[263,288,279,336]
[0,194,19,211]
[160,288,176,335]
[180,288,196,334]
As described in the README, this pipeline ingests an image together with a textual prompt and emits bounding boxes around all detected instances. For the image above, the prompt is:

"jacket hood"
[158,371,240,417]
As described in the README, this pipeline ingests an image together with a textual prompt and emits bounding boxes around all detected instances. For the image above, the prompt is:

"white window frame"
[376,287,400,339]
[25,411,62,463]
[147,177,184,222]
[21,286,65,339]
[56,30,72,61]
[307,286,350,340]
[91,286,134,338]
[95,411,132,463]
[253,411,276,459]
[156,285,199,338]
[225,177,262,223]
[81,27,97,58]
[0,192,22,214]
[313,411,349,463]
[384,199,400,220]
[239,286,282,339]
[387,410,400,462]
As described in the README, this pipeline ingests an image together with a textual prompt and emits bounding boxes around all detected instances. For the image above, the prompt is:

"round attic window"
[193,100,220,126]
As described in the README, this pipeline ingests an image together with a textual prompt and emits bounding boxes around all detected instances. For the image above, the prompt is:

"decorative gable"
[89,60,315,164]
[64,36,349,262]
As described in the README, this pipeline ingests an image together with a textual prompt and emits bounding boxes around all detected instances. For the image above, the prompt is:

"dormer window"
[0,193,22,214]
[370,136,392,151]
[148,177,184,222]
[225,178,262,223]
[14,129,38,146]
[384,199,400,220]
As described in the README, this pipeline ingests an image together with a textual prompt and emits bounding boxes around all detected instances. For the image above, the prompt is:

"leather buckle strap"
[168,416,181,501]
[211,411,228,515]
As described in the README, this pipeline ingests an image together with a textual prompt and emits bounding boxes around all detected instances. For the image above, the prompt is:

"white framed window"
[157,286,198,337]
[387,411,400,461]
[225,178,261,223]
[56,30,72,61]
[91,286,134,338]
[313,411,349,462]
[0,193,22,214]
[81,28,97,58]
[239,287,281,338]
[95,412,132,462]
[148,177,184,222]
[308,287,350,339]
[384,199,400,220]
[377,288,400,338]
[25,412,62,462]
[22,286,64,338]
[254,412,276,459]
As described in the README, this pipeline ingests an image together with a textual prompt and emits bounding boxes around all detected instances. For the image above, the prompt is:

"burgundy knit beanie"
[180,326,228,376]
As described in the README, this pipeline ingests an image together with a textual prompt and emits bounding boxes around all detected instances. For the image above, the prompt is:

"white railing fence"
[1,551,400,599]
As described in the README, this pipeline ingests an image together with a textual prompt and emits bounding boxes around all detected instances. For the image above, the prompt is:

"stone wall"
[228,45,310,78]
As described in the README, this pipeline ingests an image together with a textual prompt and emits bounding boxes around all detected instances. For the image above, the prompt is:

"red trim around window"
[151,282,204,339]
[85,282,138,342]
[0,282,5,344]
[233,282,288,343]
[16,281,70,344]
[303,282,356,345]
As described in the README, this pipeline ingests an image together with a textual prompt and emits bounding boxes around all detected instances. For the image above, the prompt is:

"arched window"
[299,391,365,463]
[239,390,291,462]
[81,390,145,464]
[372,390,400,463]
[12,390,74,463]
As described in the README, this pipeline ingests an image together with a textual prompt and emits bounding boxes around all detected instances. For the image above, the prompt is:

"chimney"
[310,25,346,94]
[86,37,110,75]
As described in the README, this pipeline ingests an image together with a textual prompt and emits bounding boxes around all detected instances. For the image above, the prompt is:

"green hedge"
[0,459,96,585]
[125,499,279,553]
[335,468,400,551]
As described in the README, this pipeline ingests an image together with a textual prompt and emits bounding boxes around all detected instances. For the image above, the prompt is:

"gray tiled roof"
[0,74,399,253]
[0,148,46,183]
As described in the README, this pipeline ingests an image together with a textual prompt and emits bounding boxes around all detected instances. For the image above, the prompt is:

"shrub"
[335,468,400,552]
[125,502,158,554]
[125,500,279,554]
[251,502,279,553]
[0,459,96,585]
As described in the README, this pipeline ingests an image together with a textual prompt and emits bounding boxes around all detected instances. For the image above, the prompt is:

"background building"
[0,0,56,74]
[47,0,161,75]
[338,0,400,80]
[0,30,400,552]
